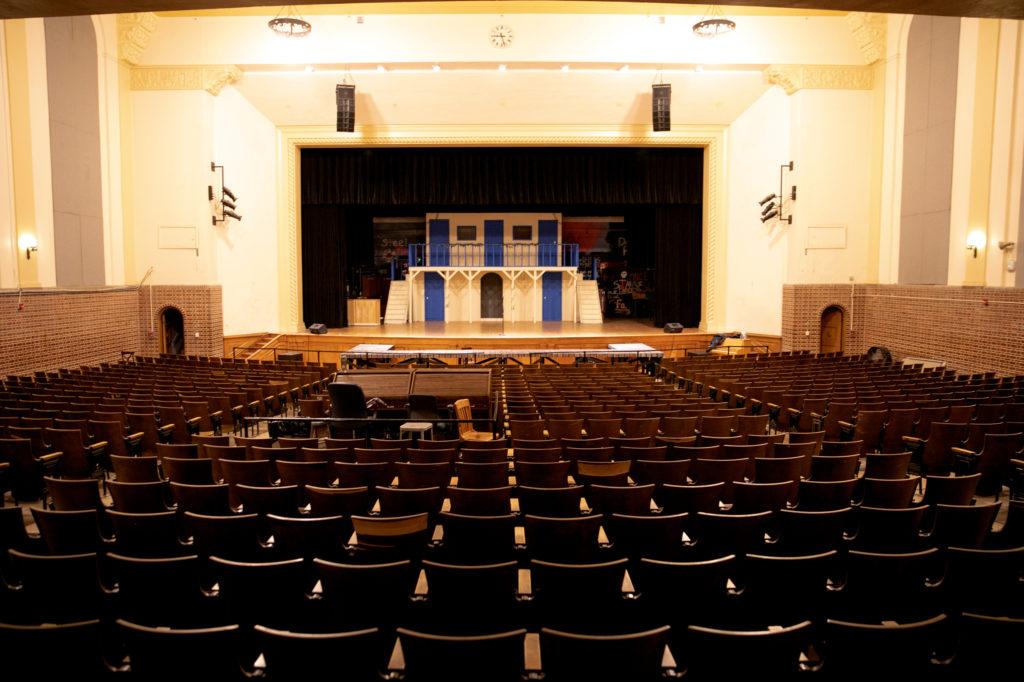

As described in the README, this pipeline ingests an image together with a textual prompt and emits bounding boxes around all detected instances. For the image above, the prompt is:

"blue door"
[424,272,444,321]
[484,220,504,266]
[542,272,562,321]
[538,219,558,266]
[428,219,450,266]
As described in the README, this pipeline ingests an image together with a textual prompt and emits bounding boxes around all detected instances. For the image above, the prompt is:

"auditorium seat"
[31,507,104,554]
[254,624,383,680]
[107,510,188,558]
[0,620,107,678]
[693,511,772,558]
[395,627,527,682]
[605,511,688,560]
[305,485,372,518]
[822,615,950,679]
[435,512,518,564]
[106,553,212,627]
[110,454,160,483]
[447,485,513,516]
[418,560,522,634]
[539,626,672,682]
[109,480,172,513]
[679,621,814,680]
[926,503,1000,548]
[45,476,104,511]
[116,620,247,681]
[4,549,102,624]
[836,548,944,622]
[314,557,417,631]
[775,508,853,555]
[169,482,232,516]
[523,514,605,563]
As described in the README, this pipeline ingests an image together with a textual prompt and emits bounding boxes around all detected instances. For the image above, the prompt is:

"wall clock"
[490,25,513,48]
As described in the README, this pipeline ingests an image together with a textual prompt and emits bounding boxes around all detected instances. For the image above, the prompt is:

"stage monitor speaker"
[652,83,671,132]
[664,322,683,334]
[308,323,328,334]
[336,84,355,133]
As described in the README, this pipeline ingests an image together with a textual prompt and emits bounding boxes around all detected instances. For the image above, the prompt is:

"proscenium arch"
[279,126,726,335]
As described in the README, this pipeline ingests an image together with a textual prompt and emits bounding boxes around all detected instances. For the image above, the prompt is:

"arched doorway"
[480,273,503,319]
[820,306,844,354]
[160,307,185,355]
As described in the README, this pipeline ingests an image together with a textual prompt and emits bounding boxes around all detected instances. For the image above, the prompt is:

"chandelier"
[268,6,312,38]
[692,6,736,38]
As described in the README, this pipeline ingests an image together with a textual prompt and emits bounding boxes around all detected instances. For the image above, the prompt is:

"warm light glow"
[304,64,315,72]
[432,64,441,72]
[619,64,630,72]
[498,64,507,72]
[377,65,386,72]
[18,234,38,251]
[966,230,987,249]
[561,64,570,72]
[966,230,987,258]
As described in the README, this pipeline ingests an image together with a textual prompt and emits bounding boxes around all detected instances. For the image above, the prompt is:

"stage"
[225,320,782,363]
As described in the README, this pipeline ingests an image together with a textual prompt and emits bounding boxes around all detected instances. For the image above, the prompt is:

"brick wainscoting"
[0,285,223,376]
[783,284,1024,375]
[138,286,223,357]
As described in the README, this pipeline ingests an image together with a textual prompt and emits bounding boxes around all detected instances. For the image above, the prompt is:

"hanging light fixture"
[268,6,312,38]
[692,5,736,38]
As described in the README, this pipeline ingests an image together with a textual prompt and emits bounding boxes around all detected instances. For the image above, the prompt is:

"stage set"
[287,147,778,363]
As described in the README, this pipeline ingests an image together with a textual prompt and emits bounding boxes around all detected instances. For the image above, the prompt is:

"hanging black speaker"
[336,84,355,133]
[652,83,671,132]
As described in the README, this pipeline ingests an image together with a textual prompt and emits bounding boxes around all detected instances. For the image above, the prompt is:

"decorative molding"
[277,126,726,332]
[763,64,875,95]
[845,12,888,64]
[129,65,242,96]
[116,12,157,65]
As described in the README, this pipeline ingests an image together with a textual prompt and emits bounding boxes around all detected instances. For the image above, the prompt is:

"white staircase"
[384,280,410,324]
[577,280,604,324]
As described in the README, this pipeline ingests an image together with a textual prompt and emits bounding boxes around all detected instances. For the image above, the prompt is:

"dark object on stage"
[308,323,328,334]
[866,346,893,363]
[336,84,355,133]
[278,352,303,362]
[652,84,671,132]
[663,323,683,334]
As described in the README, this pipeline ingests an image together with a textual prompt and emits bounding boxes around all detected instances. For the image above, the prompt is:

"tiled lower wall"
[783,284,1024,375]
[0,285,223,376]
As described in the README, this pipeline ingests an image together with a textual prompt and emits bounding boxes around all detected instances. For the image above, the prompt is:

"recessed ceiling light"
[561,64,570,72]
[432,64,441,72]
[619,65,630,72]
[304,65,315,73]
[498,64,507,72]
[377,65,386,73]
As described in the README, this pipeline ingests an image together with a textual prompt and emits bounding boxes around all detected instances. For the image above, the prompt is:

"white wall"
[723,87,791,335]
[213,86,279,335]
[130,90,218,285]
[786,89,875,285]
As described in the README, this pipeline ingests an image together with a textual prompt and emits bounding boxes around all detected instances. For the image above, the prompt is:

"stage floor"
[324,319,698,340]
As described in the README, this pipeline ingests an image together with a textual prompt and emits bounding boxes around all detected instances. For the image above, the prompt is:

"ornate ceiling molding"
[845,12,888,64]
[116,12,157,65]
[763,64,875,95]
[130,65,243,96]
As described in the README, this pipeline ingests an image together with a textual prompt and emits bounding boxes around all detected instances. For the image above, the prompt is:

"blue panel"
[538,219,558,266]
[484,220,504,267]
[542,271,562,321]
[424,272,445,321]
[428,219,450,266]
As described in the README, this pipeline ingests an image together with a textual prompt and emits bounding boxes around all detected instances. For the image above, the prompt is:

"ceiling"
[1,0,1023,21]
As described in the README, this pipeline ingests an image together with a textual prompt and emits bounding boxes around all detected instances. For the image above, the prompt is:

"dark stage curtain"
[654,205,703,328]
[301,147,703,207]
[301,204,347,328]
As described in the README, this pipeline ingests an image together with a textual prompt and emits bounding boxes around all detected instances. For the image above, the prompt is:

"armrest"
[88,440,109,452]
[124,431,144,456]
[185,417,201,436]
[950,447,977,457]
[38,451,63,465]
[516,568,533,600]
[208,411,223,435]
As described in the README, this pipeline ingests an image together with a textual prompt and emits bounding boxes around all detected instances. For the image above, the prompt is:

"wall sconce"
[966,230,986,258]
[18,234,38,260]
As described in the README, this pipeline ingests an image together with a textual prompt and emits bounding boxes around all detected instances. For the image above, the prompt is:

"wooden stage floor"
[324,319,690,340]
[224,320,781,362]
